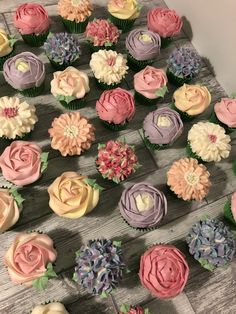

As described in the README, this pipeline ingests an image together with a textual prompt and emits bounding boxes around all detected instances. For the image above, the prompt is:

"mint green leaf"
[120,304,130,313]
[137,4,143,11]
[45,263,57,278]
[40,152,49,173]
[10,188,25,206]
[98,143,105,150]
[32,276,48,291]
[113,240,122,247]
[199,258,215,271]
[56,94,76,104]
[75,250,80,257]
[93,183,104,191]
[84,178,96,186]
[144,309,150,314]
[104,41,113,47]
[100,291,108,298]
[9,35,17,47]
[72,272,78,282]
[155,85,168,98]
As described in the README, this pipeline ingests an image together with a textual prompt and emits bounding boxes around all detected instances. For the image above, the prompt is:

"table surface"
[0,0,236,314]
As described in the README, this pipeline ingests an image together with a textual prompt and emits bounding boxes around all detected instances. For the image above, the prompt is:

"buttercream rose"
[0,28,13,58]
[14,3,50,35]
[214,98,236,128]
[173,84,211,116]
[96,88,135,125]
[147,7,183,38]
[134,66,167,99]
[4,232,57,287]
[48,172,100,219]
[139,244,189,299]
[0,141,44,186]
[108,0,141,20]
[31,302,69,314]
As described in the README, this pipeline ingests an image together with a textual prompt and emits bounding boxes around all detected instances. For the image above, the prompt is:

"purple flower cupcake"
[3,52,45,97]
[143,107,183,150]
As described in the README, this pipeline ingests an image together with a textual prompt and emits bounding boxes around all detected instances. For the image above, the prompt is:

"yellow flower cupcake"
[0,28,16,69]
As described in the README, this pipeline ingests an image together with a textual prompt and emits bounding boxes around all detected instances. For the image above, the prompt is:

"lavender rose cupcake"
[126,29,161,71]
[143,107,183,150]
[119,182,167,230]
[3,52,45,97]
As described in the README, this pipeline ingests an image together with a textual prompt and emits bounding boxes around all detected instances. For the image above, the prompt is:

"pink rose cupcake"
[134,66,168,105]
[96,88,135,130]
[0,141,48,186]
[13,3,50,47]
[4,232,57,289]
[224,191,236,226]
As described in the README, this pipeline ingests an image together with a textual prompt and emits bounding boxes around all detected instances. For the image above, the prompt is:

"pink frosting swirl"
[96,88,135,124]
[214,98,236,128]
[134,66,167,99]
[231,192,236,222]
[139,244,189,299]
[147,7,183,38]
[0,141,42,186]
[13,3,50,35]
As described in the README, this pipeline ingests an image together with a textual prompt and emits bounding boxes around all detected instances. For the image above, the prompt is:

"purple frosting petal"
[125,29,161,61]
[119,182,167,228]
[3,52,45,90]
[143,107,183,145]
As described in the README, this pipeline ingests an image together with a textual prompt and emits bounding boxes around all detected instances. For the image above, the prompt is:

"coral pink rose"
[4,232,57,286]
[139,244,189,299]
[214,98,236,128]
[147,7,183,38]
[14,3,50,35]
[134,66,167,99]
[96,88,135,125]
[0,141,43,186]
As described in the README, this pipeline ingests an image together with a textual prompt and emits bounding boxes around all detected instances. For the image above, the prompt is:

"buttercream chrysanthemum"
[48,112,95,156]
[167,158,211,201]
[188,121,231,162]
[58,0,93,22]
[90,50,128,85]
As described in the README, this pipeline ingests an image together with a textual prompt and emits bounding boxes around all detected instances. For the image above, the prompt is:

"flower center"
[15,59,30,73]
[139,34,153,42]
[64,125,78,138]
[107,56,115,66]
[208,134,217,143]
[184,172,199,186]
[71,0,82,6]
[2,107,18,118]
[135,193,154,212]
[156,115,172,127]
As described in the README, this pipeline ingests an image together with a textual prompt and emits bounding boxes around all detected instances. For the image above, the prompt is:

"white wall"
[165,0,236,95]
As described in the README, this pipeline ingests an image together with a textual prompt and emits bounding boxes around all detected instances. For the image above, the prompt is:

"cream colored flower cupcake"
[31,302,69,314]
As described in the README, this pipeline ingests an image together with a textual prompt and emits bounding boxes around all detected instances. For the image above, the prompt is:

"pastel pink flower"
[214,98,236,128]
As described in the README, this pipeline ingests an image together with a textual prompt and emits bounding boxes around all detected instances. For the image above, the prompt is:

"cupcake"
[0,28,16,70]
[73,239,125,297]
[49,112,95,156]
[58,0,93,33]
[0,141,48,186]
[143,107,183,150]
[224,192,236,226]
[44,33,81,70]
[31,302,69,314]
[48,172,102,219]
[107,0,141,33]
[210,98,236,133]
[187,121,231,162]
[119,182,167,230]
[139,244,189,299]
[85,19,120,52]
[0,96,38,140]
[13,3,50,47]
[186,218,235,271]
[167,158,211,201]
[51,66,90,110]
[172,84,211,121]
[126,29,161,71]
[96,140,140,184]
[134,66,168,105]
[0,188,24,233]
[90,50,128,89]
[147,7,183,48]
[3,52,45,97]
[167,47,202,86]
[4,232,57,289]
[96,88,135,130]
[119,305,150,314]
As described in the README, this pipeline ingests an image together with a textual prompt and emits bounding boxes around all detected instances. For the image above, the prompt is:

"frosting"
[0,96,38,139]
[14,3,50,35]
[134,66,167,99]
[188,121,231,162]
[48,172,100,218]
[173,84,211,116]
[147,7,183,38]
[119,305,147,314]
[85,19,120,46]
[214,98,236,128]
[49,112,95,156]
[119,182,167,228]
[231,192,236,222]
[51,66,90,100]
[108,0,141,20]
[143,108,183,145]
[139,244,189,299]
[90,50,128,85]
[0,141,42,186]
[3,52,45,90]
[96,87,135,125]
[167,158,211,201]
[0,28,13,57]
[58,0,93,22]
[126,29,160,61]
[31,302,69,314]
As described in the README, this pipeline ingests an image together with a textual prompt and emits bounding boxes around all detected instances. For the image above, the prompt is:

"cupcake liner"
[143,131,170,151]
[120,213,158,232]
[170,102,195,121]
[21,31,49,47]
[88,42,116,53]
[102,120,128,131]
[209,110,235,134]
[223,199,236,226]
[18,82,45,97]
[127,53,154,71]
[160,36,172,49]
[166,68,192,87]
[108,13,136,33]
[0,46,16,70]
[61,16,89,33]
[59,98,86,110]
[95,79,121,90]
[135,91,160,106]
[186,142,205,163]
[233,161,236,176]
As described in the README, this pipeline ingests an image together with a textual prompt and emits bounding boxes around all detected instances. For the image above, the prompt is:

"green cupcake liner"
[0,46,16,70]
[21,31,49,47]
[61,16,89,33]
[95,79,120,90]
[88,41,116,53]
[18,82,45,97]
[143,131,170,151]
[134,91,160,106]
[233,161,236,176]
[160,36,172,49]
[166,68,192,87]
[102,120,128,131]
[170,102,195,121]
[127,53,154,71]
[186,142,205,163]
[108,13,136,33]
[209,110,235,134]
[59,98,86,110]
[223,199,236,226]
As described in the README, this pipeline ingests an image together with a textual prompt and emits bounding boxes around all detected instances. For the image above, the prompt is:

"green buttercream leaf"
[10,188,25,206]
[198,258,215,271]
[98,143,105,150]
[40,152,49,173]
[155,85,168,98]
[137,4,143,11]
[120,304,130,313]
[113,240,122,247]
[200,214,210,221]
[47,32,54,39]
[56,94,76,104]
[72,272,78,282]
[100,291,108,298]
[93,183,104,191]
[45,263,57,278]
[125,268,131,274]
[83,178,104,191]
[8,35,17,47]
[32,276,49,291]
[231,92,236,99]
[144,309,150,314]
[75,250,80,257]
[104,41,113,47]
